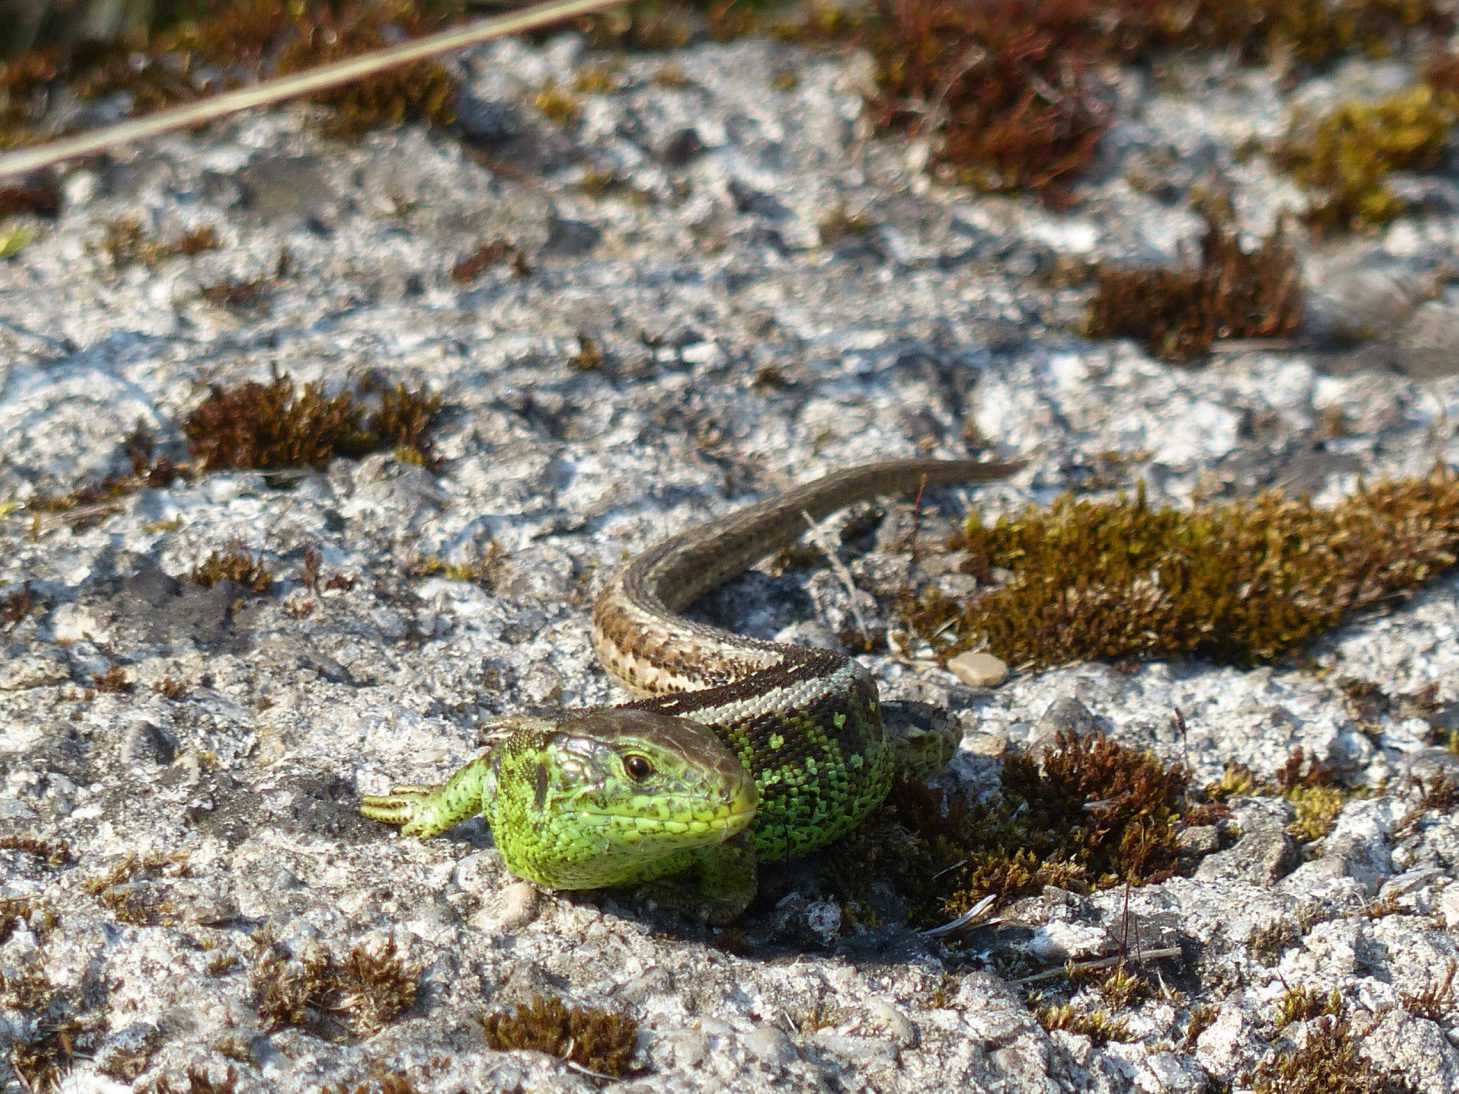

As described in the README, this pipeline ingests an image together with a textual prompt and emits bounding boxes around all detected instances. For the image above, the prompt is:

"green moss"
[828,729,1193,925]
[533,83,582,124]
[1279,82,1457,231]
[1033,1000,1135,1043]
[909,466,1459,669]
[1084,203,1302,360]
[410,542,505,587]
[1275,984,1342,1030]
[1185,0,1454,64]
[183,370,441,473]
[481,994,640,1077]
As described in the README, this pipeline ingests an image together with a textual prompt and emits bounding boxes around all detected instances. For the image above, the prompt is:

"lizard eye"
[623,754,654,782]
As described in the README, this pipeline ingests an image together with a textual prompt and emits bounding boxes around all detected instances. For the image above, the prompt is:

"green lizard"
[361,458,1020,922]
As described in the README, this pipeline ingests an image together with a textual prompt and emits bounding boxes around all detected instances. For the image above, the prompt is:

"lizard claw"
[360,785,439,837]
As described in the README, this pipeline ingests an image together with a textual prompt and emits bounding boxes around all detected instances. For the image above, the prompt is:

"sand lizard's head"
[483,709,758,891]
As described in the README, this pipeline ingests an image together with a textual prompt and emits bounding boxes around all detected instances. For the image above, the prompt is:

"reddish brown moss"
[252,935,419,1039]
[451,240,531,282]
[29,424,184,521]
[866,0,1115,205]
[93,665,134,693]
[860,0,1454,202]
[104,218,220,269]
[0,176,62,216]
[910,466,1459,669]
[274,1,457,137]
[481,995,639,1077]
[183,370,440,472]
[829,729,1193,924]
[2,582,38,628]
[1084,204,1303,360]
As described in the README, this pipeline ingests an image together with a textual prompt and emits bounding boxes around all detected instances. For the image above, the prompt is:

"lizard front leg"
[360,752,495,838]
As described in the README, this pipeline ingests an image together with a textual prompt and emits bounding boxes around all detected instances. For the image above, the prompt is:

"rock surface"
[1,23,1458,1094]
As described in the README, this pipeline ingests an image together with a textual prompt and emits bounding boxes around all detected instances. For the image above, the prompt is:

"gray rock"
[1194,830,1300,885]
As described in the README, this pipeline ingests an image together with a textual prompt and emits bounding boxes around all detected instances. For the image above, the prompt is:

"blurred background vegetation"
[6,0,162,57]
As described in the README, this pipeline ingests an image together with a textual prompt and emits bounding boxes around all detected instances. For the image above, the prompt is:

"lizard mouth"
[575,799,757,842]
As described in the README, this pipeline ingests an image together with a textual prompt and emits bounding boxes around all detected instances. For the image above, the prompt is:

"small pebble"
[945,651,1009,688]
[491,882,541,932]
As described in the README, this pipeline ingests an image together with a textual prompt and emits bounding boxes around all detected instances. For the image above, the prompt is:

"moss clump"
[0,176,62,216]
[1401,960,1456,1021]
[1084,204,1302,360]
[1033,1000,1135,1043]
[1278,82,1458,231]
[103,218,220,269]
[93,665,134,693]
[573,0,762,52]
[1,0,462,148]
[410,541,505,587]
[197,275,275,312]
[273,1,457,137]
[144,1066,241,1094]
[30,423,184,522]
[190,548,273,595]
[1183,0,1454,65]
[85,853,185,926]
[481,995,639,1077]
[183,370,441,473]
[1275,984,1343,1030]
[451,240,531,282]
[866,0,1113,206]
[6,1011,85,1093]
[858,0,1454,203]
[1247,1012,1407,1093]
[252,935,419,1039]
[2,581,38,628]
[911,466,1459,669]
[830,729,1193,925]
[0,837,72,868]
